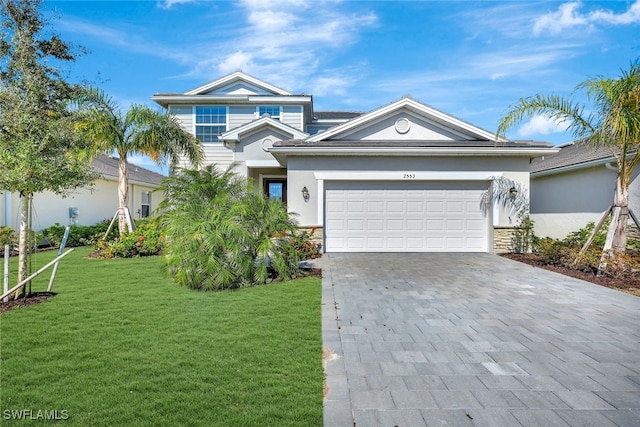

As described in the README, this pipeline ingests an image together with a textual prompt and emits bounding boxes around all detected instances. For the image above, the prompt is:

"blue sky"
[47,0,640,174]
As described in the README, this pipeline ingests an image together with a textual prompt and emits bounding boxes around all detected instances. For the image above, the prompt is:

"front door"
[264,178,287,204]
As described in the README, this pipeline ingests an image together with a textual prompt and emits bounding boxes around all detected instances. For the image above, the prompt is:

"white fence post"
[3,244,8,303]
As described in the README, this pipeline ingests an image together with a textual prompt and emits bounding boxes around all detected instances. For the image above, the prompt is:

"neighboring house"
[530,142,640,240]
[152,71,557,253]
[0,154,165,231]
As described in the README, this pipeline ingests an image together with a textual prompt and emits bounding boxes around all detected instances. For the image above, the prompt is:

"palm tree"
[159,166,300,290]
[77,89,203,233]
[497,61,640,259]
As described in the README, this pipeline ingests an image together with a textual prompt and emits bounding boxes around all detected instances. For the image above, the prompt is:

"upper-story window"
[258,106,280,121]
[195,106,227,143]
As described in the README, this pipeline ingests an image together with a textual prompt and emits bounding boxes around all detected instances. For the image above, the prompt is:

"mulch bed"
[501,253,640,296]
[0,292,57,314]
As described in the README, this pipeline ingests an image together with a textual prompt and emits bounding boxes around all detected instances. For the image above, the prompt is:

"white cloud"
[517,115,569,137]
[590,0,640,25]
[533,1,640,35]
[157,0,198,10]
[199,1,377,96]
[217,51,255,75]
[533,2,588,35]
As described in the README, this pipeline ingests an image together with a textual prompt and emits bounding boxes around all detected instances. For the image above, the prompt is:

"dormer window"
[258,106,280,121]
[195,106,227,143]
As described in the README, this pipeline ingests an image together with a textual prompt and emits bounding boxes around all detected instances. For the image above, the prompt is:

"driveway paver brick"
[322,253,640,426]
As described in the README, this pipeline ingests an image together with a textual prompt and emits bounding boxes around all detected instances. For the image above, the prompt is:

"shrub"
[564,219,609,249]
[39,221,117,248]
[0,226,17,250]
[279,229,322,261]
[94,217,165,258]
[160,166,306,291]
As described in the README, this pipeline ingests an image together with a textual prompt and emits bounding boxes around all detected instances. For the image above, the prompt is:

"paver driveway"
[322,253,640,427]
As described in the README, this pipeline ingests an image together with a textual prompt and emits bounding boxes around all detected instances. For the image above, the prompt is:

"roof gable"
[185,71,291,96]
[221,115,308,143]
[306,97,500,143]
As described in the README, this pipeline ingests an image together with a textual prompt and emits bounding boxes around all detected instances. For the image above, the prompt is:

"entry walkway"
[322,253,640,426]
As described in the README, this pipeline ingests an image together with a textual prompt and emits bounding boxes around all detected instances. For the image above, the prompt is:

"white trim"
[152,95,312,107]
[185,71,292,96]
[221,115,308,142]
[246,160,282,168]
[270,146,559,159]
[317,179,324,226]
[306,97,502,143]
[314,171,502,181]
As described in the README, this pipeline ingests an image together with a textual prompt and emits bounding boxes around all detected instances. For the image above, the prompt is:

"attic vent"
[395,117,411,134]
[261,138,274,152]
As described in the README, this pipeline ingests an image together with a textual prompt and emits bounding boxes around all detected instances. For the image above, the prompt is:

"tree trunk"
[118,155,129,235]
[17,192,31,296]
[611,173,629,252]
[598,173,629,276]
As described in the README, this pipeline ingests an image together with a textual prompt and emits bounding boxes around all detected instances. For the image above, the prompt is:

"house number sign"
[403,173,416,179]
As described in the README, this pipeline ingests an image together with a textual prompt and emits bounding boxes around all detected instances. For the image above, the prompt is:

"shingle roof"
[314,111,363,120]
[91,154,166,186]
[530,142,617,173]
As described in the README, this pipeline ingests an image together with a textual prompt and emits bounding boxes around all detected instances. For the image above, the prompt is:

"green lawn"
[0,248,322,426]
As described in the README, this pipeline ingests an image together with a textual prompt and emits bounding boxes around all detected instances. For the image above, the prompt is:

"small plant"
[0,226,17,252]
[282,229,322,261]
[511,209,536,253]
[94,217,166,258]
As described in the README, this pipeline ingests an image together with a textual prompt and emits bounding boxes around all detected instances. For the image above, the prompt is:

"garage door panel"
[367,201,385,213]
[325,181,488,252]
[366,219,384,231]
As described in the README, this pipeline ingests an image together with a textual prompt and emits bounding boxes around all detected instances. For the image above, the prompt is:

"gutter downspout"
[605,162,617,171]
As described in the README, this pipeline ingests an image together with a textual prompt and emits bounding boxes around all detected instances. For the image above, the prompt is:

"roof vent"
[262,138,274,151]
[395,117,411,134]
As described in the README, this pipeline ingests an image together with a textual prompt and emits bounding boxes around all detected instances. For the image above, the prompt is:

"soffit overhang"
[269,146,560,167]
[152,94,312,108]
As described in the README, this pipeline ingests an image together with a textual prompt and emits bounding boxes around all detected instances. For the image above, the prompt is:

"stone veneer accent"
[305,226,517,254]
[298,226,323,245]
[493,227,516,254]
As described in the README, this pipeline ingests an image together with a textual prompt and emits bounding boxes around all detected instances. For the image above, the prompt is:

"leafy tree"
[159,166,300,290]
[0,0,95,289]
[497,61,640,261]
[76,89,203,234]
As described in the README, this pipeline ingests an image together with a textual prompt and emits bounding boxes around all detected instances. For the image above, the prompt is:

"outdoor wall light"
[509,187,518,200]
[302,186,310,203]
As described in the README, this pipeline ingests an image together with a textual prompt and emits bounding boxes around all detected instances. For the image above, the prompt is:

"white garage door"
[324,181,489,252]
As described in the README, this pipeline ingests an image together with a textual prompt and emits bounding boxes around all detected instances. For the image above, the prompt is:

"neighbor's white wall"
[531,165,640,239]
[1,180,164,231]
[286,155,530,227]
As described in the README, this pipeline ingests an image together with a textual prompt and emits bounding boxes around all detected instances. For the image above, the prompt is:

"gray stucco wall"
[531,164,640,239]
[285,155,531,227]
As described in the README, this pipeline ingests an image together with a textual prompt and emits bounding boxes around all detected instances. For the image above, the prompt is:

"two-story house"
[152,71,558,253]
